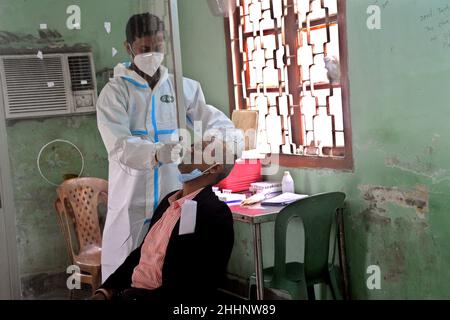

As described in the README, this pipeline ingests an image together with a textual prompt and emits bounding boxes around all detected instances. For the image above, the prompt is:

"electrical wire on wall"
[37,139,85,186]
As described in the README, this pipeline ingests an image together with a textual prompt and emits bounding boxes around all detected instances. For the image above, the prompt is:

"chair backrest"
[273,192,345,282]
[55,177,108,257]
[231,110,258,150]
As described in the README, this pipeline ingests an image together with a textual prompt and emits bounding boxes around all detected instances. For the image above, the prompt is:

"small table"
[229,203,351,301]
[229,204,285,300]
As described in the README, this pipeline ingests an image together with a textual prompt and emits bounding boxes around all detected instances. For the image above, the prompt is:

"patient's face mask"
[179,164,218,183]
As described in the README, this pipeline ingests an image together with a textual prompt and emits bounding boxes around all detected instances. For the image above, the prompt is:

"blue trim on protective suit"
[131,130,148,136]
[151,96,160,212]
[156,129,176,135]
[186,115,194,127]
[121,76,149,89]
[150,96,179,212]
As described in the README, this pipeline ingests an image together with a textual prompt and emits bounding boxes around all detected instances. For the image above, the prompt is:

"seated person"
[92,140,236,301]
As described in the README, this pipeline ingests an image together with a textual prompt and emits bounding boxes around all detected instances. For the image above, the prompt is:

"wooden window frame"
[225,0,353,170]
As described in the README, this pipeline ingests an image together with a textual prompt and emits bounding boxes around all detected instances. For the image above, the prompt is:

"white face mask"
[134,52,164,77]
[129,45,164,77]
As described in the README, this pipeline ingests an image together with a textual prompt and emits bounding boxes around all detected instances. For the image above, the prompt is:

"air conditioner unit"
[0,51,97,119]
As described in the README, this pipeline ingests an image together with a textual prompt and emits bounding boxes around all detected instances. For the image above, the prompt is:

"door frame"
[0,83,20,299]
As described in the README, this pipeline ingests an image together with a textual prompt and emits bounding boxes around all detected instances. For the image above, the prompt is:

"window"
[226,0,353,169]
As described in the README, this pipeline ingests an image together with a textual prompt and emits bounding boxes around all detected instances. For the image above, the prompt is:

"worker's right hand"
[155,143,184,164]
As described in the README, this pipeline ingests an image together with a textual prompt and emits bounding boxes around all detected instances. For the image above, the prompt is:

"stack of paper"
[261,193,309,206]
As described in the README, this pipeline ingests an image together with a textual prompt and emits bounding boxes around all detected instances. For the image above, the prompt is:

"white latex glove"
[156,143,184,164]
[241,193,266,206]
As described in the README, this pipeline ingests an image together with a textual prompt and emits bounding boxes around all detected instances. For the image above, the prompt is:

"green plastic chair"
[249,192,346,300]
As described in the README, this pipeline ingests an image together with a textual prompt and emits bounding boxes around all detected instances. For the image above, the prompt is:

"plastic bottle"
[281,171,295,193]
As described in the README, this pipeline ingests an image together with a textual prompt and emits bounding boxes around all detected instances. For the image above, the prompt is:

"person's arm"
[92,193,174,300]
[94,201,234,301]
[93,244,142,299]
[97,82,180,168]
[184,79,244,156]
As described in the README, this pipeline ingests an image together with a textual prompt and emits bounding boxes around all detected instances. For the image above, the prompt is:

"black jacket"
[100,186,234,301]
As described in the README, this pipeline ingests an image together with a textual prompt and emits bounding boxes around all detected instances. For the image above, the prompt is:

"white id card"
[179,200,197,235]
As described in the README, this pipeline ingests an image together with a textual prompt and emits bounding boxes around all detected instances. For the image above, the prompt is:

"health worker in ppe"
[96,13,242,282]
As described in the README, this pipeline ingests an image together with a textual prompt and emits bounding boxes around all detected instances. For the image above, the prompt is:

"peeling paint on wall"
[385,156,450,184]
[382,241,406,282]
[359,208,391,231]
[359,185,429,218]
[0,29,63,47]
[385,136,450,184]
[0,29,92,56]
[66,117,83,129]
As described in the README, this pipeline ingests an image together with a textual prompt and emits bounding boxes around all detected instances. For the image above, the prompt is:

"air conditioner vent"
[2,57,68,116]
[0,51,97,119]
[68,55,94,91]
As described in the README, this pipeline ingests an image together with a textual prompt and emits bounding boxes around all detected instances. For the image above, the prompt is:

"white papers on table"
[261,192,309,206]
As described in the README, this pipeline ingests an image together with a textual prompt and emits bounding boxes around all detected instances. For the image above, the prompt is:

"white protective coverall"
[97,63,240,281]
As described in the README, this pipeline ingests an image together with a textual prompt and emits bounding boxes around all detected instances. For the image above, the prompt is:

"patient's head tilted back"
[178,139,237,187]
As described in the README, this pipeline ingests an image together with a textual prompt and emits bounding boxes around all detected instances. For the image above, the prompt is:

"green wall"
[0,0,156,295]
[178,0,231,115]
[3,0,449,299]
[7,117,108,277]
[0,0,142,87]
[179,0,450,299]
[0,0,230,297]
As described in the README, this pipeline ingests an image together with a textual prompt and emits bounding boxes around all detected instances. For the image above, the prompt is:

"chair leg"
[92,268,102,292]
[329,268,343,300]
[248,283,256,300]
[307,286,315,300]
[285,282,308,300]
[91,275,101,295]
[248,276,257,300]
[329,282,337,300]
[68,289,74,300]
